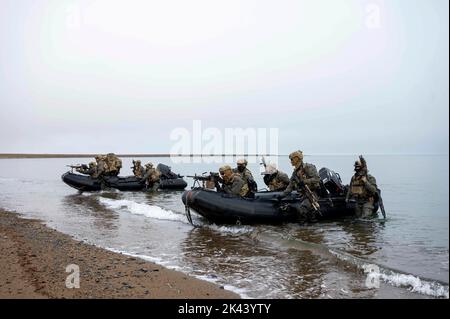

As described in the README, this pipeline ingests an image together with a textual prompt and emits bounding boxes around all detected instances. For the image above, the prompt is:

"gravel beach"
[0,209,239,299]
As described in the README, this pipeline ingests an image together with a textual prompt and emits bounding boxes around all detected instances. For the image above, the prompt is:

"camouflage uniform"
[105,153,122,176]
[264,170,290,191]
[283,151,321,223]
[132,160,145,178]
[76,162,98,177]
[142,163,161,191]
[219,165,249,197]
[94,155,107,178]
[284,165,320,194]
[346,160,378,218]
[222,174,249,197]
[233,159,257,193]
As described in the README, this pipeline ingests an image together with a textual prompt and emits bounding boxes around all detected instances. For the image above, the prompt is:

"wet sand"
[0,210,239,299]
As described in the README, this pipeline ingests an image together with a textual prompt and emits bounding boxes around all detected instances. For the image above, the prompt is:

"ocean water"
[0,155,448,298]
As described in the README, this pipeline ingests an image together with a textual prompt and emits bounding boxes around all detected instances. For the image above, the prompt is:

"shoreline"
[0,209,239,299]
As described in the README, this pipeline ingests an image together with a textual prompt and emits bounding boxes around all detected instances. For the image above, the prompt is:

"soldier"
[132,160,145,178]
[282,150,321,223]
[233,159,257,193]
[105,153,122,176]
[76,162,98,177]
[94,155,107,178]
[219,165,249,197]
[142,163,161,191]
[262,164,290,191]
[345,156,378,218]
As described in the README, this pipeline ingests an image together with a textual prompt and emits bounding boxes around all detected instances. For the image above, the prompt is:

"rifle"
[261,156,267,169]
[292,173,322,215]
[67,164,87,170]
[359,155,368,173]
[377,189,386,219]
[187,172,222,189]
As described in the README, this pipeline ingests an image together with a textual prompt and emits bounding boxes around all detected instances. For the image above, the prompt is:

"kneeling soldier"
[219,165,249,197]
[132,160,145,178]
[233,159,257,193]
[76,162,98,177]
[262,164,290,192]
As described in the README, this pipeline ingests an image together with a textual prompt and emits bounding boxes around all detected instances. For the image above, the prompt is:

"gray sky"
[1,0,448,155]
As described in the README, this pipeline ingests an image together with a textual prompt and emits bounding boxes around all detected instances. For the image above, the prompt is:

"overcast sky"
[0,0,448,155]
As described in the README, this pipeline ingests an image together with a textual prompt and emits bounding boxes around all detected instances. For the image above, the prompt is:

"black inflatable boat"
[181,167,379,225]
[62,163,187,192]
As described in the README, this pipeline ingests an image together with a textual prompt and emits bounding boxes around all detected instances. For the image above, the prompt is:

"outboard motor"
[319,167,345,195]
[157,163,182,179]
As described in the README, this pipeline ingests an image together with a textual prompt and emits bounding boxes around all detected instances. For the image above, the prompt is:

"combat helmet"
[289,150,304,161]
[236,159,248,166]
[219,165,232,175]
[262,164,278,175]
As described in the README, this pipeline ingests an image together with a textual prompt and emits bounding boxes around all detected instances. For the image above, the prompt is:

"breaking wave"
[98,198,187,223]
[331,250,449,298]
[258,231,448,298]
[205,224,255,235]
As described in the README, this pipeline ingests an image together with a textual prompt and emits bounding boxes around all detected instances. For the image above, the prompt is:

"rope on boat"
[185,205,193,225]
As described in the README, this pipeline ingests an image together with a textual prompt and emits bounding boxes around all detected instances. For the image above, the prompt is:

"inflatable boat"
[62,164,187,192]
[181,167,380,225]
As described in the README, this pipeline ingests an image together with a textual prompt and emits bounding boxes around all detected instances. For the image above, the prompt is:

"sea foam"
[98,198,187,223]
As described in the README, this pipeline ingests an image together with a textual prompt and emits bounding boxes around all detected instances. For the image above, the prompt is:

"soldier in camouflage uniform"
[142,163,161,191]
[219,165,249,197]
[282,151,321,223]
[105,153,122,176]
[132,160,145,178]
[345,157,378,218]
[76,162,98,177]
[262,164,290,191]
[233,159,257,194]
[94,155,107,178]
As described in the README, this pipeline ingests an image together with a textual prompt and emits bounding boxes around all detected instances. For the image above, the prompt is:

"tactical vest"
[223,174,249,197]
[146,168,161,183]
[239,183,249,197]
[134,166,145,178]
[97,160,108,172]
[295,164,320,191]
[234,168,250,183]
[350,176,370,199]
